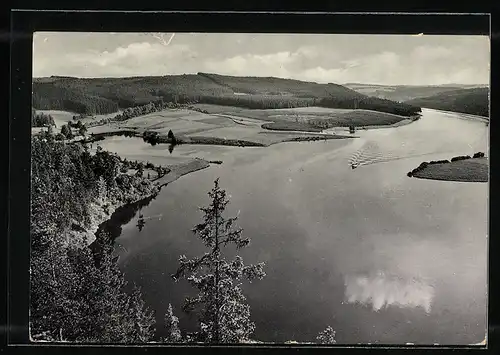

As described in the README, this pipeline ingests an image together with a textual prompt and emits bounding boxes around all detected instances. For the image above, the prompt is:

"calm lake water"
[103,108,489,345]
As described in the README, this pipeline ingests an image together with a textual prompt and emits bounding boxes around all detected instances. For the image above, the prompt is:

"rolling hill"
[404,87,489,118]
[32,74,421,117]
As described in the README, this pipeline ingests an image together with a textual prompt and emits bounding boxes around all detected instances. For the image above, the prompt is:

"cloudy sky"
[33,32,490,86]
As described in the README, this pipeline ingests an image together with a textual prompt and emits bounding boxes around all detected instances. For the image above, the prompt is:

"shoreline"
[91,158,212,246]
[82,129,354,148]
[72,187,161,247]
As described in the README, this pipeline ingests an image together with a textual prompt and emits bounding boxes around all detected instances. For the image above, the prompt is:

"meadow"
[409,157,488,182]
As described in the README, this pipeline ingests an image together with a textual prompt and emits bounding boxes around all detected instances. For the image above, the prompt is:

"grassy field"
[195,104,416,131]
[83,106,359,146]
[261,122,323,132]
[410,157,488,182]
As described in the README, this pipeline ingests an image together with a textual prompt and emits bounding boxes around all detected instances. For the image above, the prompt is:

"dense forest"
[32,74,422,117]
[404,87,489,118]
[32,83,119,115]
[30,132,160,342]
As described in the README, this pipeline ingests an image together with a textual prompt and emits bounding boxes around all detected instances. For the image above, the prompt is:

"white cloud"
[204,52,294,78]
[34,41,197,77]
[412,45,453,61]
[32,34,489,85]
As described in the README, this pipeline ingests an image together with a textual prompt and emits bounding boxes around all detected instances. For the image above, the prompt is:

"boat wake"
[348,140,456,169]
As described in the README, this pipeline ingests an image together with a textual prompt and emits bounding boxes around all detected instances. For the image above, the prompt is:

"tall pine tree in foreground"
[173,178,266,344]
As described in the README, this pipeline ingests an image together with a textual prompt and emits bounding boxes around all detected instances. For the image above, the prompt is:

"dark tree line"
[32,109,56,127]
[85,101,190,128]
[318,96,421,117]
[198,94,316,110]
[33,83,119,115]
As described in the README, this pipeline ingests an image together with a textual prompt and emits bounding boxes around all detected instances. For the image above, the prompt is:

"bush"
[450,155,471,162]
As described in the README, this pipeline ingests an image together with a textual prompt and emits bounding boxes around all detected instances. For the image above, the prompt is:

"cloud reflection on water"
[344,271,435,313]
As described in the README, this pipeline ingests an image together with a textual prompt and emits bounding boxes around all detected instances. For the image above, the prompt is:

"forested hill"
[345,82,487,102]
[404,87,489,118]
[32,74,422,117]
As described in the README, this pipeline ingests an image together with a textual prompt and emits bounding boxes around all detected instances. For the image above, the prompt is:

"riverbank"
[264,114,420,134]
[426,108,489,123]
[71,188,160,247]
[88,157,212,246]
[83,129,354,148]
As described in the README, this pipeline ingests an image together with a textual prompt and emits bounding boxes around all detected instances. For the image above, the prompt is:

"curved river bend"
[103,109,488,345]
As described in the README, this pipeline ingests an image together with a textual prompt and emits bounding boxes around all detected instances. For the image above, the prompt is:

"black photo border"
[6,7,499,355]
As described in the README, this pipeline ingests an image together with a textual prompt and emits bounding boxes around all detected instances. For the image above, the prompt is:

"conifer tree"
[129,285,156,342]
[164,303,182,343]
[173,178,266,344]
[316,326,336,344]
[61,124,73,139]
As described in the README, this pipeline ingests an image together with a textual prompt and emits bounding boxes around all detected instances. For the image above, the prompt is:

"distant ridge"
[404,87,489,118]
[345,82,488,102]
[345,82,487,88]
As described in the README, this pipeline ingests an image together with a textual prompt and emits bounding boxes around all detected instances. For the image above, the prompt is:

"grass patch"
[261,121,323,132]
[408,154,488,182]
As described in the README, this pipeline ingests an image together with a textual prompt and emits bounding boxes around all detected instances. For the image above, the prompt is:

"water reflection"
[99,109,487,344]
[95,194,157,241]
[137,214,146,232]
[344,271,435,313]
